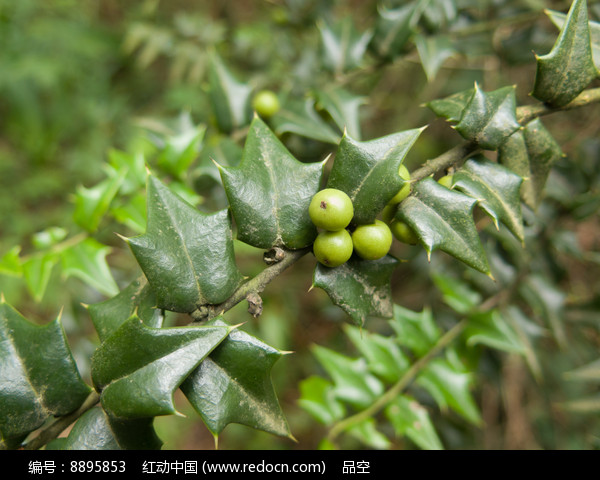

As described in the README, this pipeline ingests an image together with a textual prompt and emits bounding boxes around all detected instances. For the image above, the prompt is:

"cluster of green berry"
[308,187,392,267]
[381,164,418,245]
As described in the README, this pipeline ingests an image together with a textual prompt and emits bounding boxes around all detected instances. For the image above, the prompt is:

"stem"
[190,247,311,322]
[22,391,101,451]
[327,319,467,444]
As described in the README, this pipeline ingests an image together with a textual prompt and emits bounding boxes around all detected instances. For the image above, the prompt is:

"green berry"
[351,220,393,260]
[313,229,353,267]
[381,204,397,224]
[309,188,354,231]
[252,90,281,118]
[390,220,418,245]
[438,174,453,189]
[389,164,411,204]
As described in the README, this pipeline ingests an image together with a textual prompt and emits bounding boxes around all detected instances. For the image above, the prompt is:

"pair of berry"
[309,189,393,267]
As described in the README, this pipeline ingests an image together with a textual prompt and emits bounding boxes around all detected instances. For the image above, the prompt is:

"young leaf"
[207,52,252,133]
[0,245,22,277]
[347,418,391,450]
[125,176,243,313]
[385,395,444,450]
[425,87,474,122]
[219,116,325,250]
[311,345,384,409]
[0,302,91,442]
[415,34,457,81]
[417,358,482,425]
[454,84,520,151]
[22,252,59,302]
[452,157,525,243]
[313,255,399,326]
[91,316,231,418]
[298,376,346,425]
[107,149,147,195]
[498,118,563,210]
[432,273,481,314]
[181,320,292,439]
[318,17,372,74]
[111,192,147,234]
[463,310,525,354]
[546,8,600,69]
[271,98,341,144]
[390,305,440,357]
[314,87,366,140]
[327,128,425,225]
[397,178,491,275]
[156,114,205,179]
[532,0,599,107]
[87,276,163,342]
[60,238,119,298]
[59,407,162,450]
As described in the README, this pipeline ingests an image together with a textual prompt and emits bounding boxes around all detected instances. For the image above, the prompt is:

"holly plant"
[1,0,600,451]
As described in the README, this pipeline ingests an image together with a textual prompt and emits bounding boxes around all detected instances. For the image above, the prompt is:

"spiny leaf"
[318,17,372,74]
[314,87,366,140]
[59,407,162,450]
[498,118,563,210]
[219,116,325,249]
[271,97,341,144]
[452,157,524,243]
[425,87,474,122]
[432,273,481,315]
[454,84,520,151]
[390,305,440,357]
[60,238,119,298]
[347,418,391,450]
[385,395,444,450]
[313,255,399,326]
[125,176,243,313]
[298,376,346,425]
[91,316,231,418]
[415,34,457,81]
[0,302,91,442]
[371,2,426,59]
[22,252,59,302]
[327,127,425,225]
[532,0,599,107]
[397,177,491,275]
[463,310,526,354]
[156,113,205,179]
[87,275,163,342]
[181,320,292,439]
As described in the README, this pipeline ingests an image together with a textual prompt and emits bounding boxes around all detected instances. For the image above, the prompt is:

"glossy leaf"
[463,310,525,354]
[327,128,425,225]
[311,345,384,409]
[344,324,410,383]
[0,302,91,442]
[73,168,127,233]
[532,0,598,107]
[126,176,243,313]
[181,320,292,439]
[22,252,59,302]
[156,114,205,179]
[385,395,444,450]
[298,376,345,425]
[271,98,340,144]
[318,17,372,74]
[426,87,474,122]
[546,8,600,69]
[415,34,457,81]
[60,238,119,298]
[453,157,524,243]
[390,305,440,357]
[498,118,563,210]
[219,116,325,249]
[397,178,491,275]
[314,87,366,140]
[59,407,162,450]
[454,84,520,151]
[207,52,252,133]
[417,358,482,425]
[313,255,399,326]
[91,316,231,418]
[87,276,163,343]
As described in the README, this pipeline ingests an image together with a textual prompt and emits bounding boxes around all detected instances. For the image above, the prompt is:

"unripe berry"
[388,164,411,205]
[390,220,418,245]
[313,229,353,267]
[351,220,393,260]
[309,188,354,231]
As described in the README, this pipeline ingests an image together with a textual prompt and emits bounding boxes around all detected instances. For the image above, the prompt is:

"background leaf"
[271,97,341,144]
[385,395,444,450]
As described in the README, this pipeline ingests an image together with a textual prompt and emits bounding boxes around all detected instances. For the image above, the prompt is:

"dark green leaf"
[126,176,243,313]
[219,116,325,249]
[397,178,491,275]
[314,87,366,140]
[453,157,525,243]
[327,128,425,225]
[532,0,599,107]
[60,407,162,450]
[0,302,91,442]
[271,98,341,144]
[87,276,163,343]
[91,316,231,418]
[371,2,425,59]
[426,87,474,122]
[181,320,292,439]
[311,345,384,409]
[207,52,252,133]
[313,255,399,326]
[298,376,345,425]
[60,238,119,298]
[385,395,444,450]
[454,84,520,151]
[318,17,372,74]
